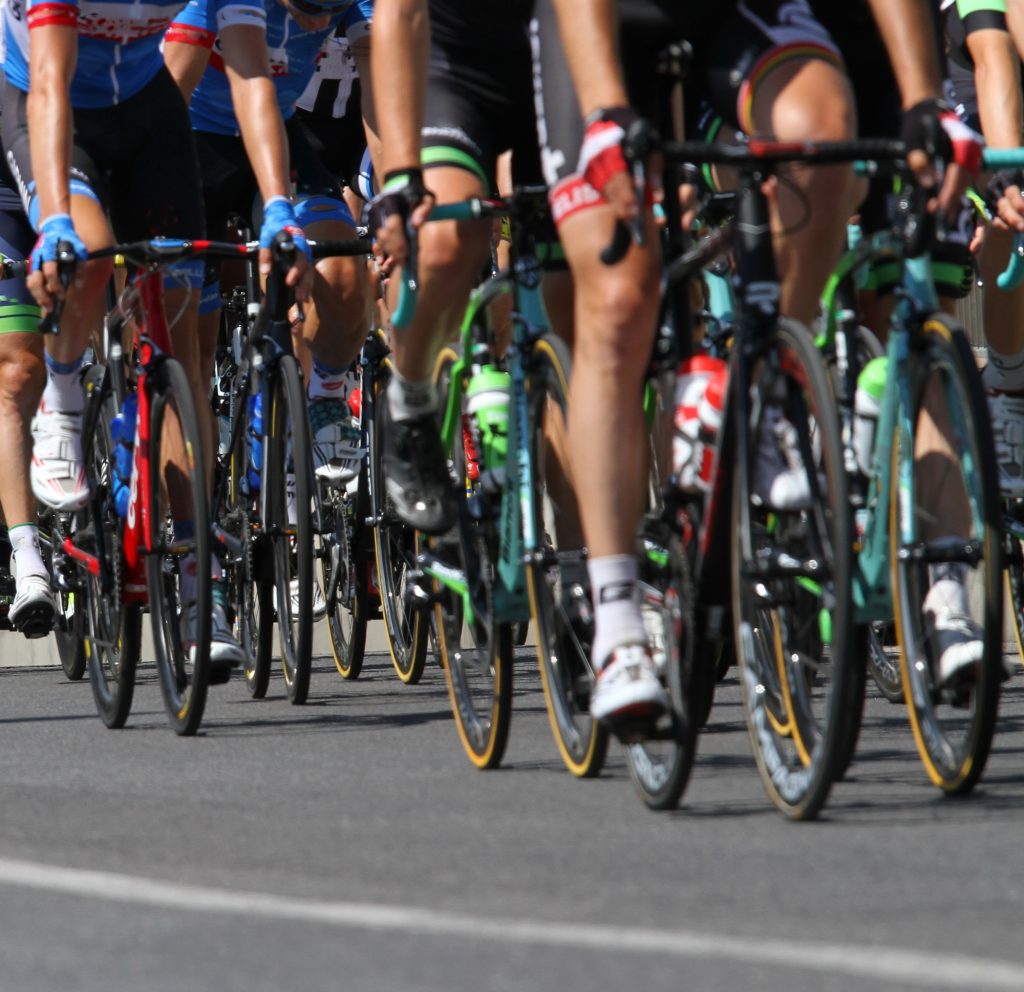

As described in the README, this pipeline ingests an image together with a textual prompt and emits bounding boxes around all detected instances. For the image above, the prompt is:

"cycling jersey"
[1,0,263,107]
[296,25,359,119]
[167,0,371,135]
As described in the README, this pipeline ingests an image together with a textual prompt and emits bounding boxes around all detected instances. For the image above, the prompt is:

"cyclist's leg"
[532,0,669,721]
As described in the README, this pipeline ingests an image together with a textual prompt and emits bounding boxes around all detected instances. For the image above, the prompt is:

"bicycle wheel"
[433,535,514,769]
[432,348,514,768]
[372,365,429,684]
[732,318,857,820]
[522,334,608,778]
[266,355,315,704]
[624,527,698,809]
[81,370,141,728]
[217,383,273,699]
[320,480,368,680]
[1006,519,1024,674]
[866,621,903,702]
[146,357,212,736]
[891,314,1002,795]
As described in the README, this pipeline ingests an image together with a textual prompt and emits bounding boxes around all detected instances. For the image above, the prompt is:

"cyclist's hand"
[901,99,983,215]
[367,168,433,268]
[29,213,86,313]
[579,107,640,222]
[259,197,314,302]
[987,169,1024,232]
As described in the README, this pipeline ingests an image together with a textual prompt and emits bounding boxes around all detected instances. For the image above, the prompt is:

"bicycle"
[46,236,223,734]
[395,189,613,778]
[209,234,372,703]
[812,144,1024,794]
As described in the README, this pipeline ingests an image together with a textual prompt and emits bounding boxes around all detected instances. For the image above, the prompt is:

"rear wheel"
[146,358,212,736]
[891,315,1002,795]
[733,318,857,820]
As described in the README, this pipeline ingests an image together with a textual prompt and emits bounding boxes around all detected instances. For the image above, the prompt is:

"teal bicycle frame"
[415,202,551,627]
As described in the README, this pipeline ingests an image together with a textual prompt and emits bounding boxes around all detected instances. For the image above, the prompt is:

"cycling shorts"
[0,158,39,333]
[292,80,368,194]
[2,67,206,265]
[532,0,842,227]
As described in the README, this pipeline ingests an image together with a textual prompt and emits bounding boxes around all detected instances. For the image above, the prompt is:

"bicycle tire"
[146,357,212,736]
[732,318,857,820]
[866,621,903,703]
[218,370,273,699]
[625,528,699,809]
[81,368,141,728]
[891,314,1002,795]
[320,480,368,680]
[522,334,608,778]
[267,355,315,704]
[1005,526,1024,675]
[372,364,429,684]
[432,347,513,768]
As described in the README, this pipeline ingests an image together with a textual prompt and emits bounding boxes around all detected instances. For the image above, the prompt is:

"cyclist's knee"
[0,343,45,411]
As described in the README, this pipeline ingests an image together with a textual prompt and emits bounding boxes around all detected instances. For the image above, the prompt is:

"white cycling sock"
[309,359,356,401]
[983,344,1024,392]
[387,368,437,422]
[588,554,647,671]
[41,352,85,415]
[9,524,47,580]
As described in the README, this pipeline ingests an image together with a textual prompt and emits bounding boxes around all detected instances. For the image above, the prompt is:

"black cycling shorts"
[532,0,842,226]
[292,78,368,191]
[2,67,205,244]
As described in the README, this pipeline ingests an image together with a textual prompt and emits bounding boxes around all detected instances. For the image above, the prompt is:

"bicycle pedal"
[13,605,55,640]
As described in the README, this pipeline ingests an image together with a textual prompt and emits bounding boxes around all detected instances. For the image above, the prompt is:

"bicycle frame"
[421,255,548,626]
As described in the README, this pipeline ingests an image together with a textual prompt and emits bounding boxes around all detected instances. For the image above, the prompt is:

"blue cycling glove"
[259,197,312,263]
[31,213,87,273]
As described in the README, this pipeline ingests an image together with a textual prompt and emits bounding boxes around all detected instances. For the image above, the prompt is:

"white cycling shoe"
[590,643,670,723]
[31,405,89,511]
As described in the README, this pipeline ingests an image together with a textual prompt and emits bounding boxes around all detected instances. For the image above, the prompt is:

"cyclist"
[941,0,1024,496]
[369,0,572,537]
[1,0,311,670]
[165,0,373,486]
[0,159,52,634]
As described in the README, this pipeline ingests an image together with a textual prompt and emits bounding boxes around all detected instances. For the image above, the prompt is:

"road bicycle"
[45,237,224,734]
[209,234,371,703]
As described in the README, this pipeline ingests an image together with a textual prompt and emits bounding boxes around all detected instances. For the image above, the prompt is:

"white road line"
[0,856,1016,988]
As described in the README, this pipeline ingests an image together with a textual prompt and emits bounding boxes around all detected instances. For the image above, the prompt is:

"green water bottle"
[466,366,511,486]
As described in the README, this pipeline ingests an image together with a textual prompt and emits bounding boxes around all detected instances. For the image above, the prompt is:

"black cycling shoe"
[381,402,457,535]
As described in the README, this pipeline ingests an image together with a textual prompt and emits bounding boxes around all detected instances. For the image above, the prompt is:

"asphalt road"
[1,646,1023,992]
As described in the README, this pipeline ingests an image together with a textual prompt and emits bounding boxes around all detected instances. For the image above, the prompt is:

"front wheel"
[891,315,1002,795]
[267,356,315,704]
[146,357,212,736]
[732,318,858,820]
[523,335,607,778]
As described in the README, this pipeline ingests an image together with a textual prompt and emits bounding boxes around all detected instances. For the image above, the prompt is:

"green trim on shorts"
[0,304,42,334]
[537,241,565,264]
[956,0,1006,17]
[421,145,489,188]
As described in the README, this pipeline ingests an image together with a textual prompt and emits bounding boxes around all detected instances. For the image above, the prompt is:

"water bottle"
[246,391,264,494]
[853,356,887,477]
[110,393,137,518]
[466,366,511,490]
[673,355,727,493]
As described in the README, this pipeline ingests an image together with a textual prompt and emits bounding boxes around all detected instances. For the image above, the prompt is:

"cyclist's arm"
[26,17,77,224]
[370,0,427,175]
[965,18,1021,148]
[351,34,382,189]
[219,23,293,203]
[867,0,945,107]
[163,28,212,100]
[551,0,627,116]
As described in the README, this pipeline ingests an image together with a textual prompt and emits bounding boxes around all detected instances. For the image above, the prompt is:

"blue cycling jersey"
[168,0,371,136]
[2,0,265,107]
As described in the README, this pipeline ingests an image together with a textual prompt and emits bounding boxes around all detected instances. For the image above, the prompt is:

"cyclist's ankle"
[588,553,646,668]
